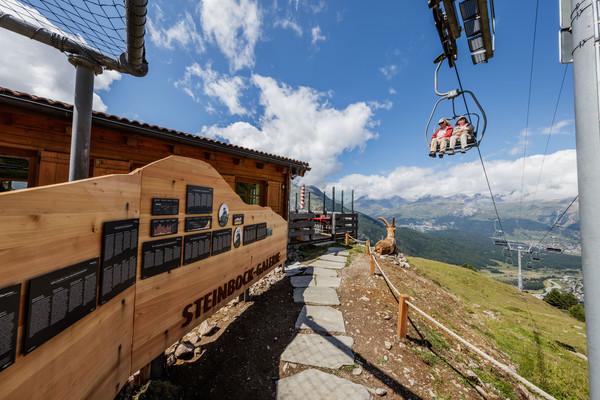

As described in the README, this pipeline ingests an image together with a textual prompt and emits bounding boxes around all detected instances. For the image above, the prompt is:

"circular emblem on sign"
[233,226,242,248]
[218,203,229,227]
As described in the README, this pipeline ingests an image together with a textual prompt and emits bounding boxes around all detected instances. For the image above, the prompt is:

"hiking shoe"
[438,153,444,158]
[448,150,455,155]
[429,152,436,158]
[461,148,466,153]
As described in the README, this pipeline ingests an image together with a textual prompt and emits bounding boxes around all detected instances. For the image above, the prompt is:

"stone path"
[276,248,373,399]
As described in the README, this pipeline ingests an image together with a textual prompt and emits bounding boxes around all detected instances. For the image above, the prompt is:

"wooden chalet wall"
[0,100,294,219]
[0,156,287,400]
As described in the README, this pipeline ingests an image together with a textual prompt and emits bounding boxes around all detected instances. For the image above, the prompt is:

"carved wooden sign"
[0,156,288,400]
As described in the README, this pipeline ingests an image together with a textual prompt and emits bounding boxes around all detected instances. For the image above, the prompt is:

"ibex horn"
[377,217,390,228]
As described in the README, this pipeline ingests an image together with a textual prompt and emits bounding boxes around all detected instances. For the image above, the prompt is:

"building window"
[0,155,29,192]
[236,181,261,205]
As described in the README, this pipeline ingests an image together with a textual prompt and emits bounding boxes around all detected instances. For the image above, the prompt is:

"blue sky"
[0,0,578,203]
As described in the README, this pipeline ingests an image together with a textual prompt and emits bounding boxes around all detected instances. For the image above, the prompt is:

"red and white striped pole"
[300,184,305,209]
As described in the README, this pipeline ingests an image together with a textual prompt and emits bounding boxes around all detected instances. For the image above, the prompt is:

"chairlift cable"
[534,194,578,249]
[518,0,541,241]
[529,64,570,209]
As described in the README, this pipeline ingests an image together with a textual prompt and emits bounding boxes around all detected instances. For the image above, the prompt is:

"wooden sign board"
[0,156,287,399]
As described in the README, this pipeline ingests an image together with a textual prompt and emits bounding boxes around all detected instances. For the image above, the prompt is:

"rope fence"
[358,242,557,400]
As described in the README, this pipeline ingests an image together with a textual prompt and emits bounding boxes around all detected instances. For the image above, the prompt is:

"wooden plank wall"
[0,156,288,399]
[0,104,291,219]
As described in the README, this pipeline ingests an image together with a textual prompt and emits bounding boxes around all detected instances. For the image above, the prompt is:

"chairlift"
[545,226,564,254]
[502,246,512,264]
[530,247,541,262]
[425,54,487,157]
[526,261,532,269]
[491,220,507,246]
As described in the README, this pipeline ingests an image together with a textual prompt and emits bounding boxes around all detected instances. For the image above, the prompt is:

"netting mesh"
[0,0,127,60]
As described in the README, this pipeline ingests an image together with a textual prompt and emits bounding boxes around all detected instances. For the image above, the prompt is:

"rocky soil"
[118,245,535,400]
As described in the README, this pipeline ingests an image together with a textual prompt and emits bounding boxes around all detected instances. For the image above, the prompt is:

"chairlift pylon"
[425,54,487,157]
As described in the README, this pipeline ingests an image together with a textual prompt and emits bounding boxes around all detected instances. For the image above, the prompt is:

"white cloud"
[201,74,378,184]
[310,1,327,13]
[199,0,262,71]
[0,17,119,113]
[388,87,397,95]
[175,63,248,115]
[379,65,399,80]
[147,10,204,52]
[311,26,326,46]
[368,100,393,110]
[274,18,303,36]
[328,150,578,202]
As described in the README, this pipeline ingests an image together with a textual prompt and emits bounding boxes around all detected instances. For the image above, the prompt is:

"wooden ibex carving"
[375,217,397,255]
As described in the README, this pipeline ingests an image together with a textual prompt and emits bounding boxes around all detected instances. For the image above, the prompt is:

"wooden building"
[0,87,309,219]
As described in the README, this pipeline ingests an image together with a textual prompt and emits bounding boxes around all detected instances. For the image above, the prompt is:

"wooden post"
[366,240,370,255]
[345,233,349,246]
[370,254,375,276]
[397,296,409,338]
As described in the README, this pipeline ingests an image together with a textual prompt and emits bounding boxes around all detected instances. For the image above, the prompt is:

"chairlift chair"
[491,220,507,246]
[425,54,487,156]
[545,226,564,254]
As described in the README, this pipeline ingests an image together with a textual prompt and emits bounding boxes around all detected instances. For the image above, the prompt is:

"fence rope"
[347,234,368,245]
[367,249,557,400]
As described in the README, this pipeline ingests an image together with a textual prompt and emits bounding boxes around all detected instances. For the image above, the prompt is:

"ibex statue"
[375,217,397,255]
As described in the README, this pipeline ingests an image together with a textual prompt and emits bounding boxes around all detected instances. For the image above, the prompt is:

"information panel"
[183,232,212,265]
[150,218,179,237]
[243,224,257,245]
[100,219,139,305]
[0,283,21,371]
[24,258,99,354]
[186,185,213,214]
[212,228,232,256]
[257,223,267,241]
[141,237,183,279]
[151,198,179,216]
[185,216,212,232]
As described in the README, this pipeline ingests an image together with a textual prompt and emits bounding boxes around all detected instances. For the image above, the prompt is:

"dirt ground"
[119,245,530,400]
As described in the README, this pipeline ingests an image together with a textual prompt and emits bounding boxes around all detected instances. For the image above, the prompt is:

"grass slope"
[409,256,588,399]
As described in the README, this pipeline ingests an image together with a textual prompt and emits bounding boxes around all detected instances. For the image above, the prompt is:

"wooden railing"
[288,211,358,245]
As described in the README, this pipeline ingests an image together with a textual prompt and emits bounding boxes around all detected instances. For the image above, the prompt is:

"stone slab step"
[293,287,340,306]
[309,260,345,270]
[280,333,354,369]
[303,266,338,277]
[320,254,348,263]
[295,305,346,334]
[276,369,370,400]
[291,276,341,288]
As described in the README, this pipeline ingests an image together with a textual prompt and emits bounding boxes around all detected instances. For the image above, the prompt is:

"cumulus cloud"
[327,150,578,202]
[175,63,248,115]
[368,100,393,110]
[311,26,326,45]
[201,74,378,184]
[199,0,261,71]
[380,64,399,80]
[147,9,204,52]
[0,8,119,112]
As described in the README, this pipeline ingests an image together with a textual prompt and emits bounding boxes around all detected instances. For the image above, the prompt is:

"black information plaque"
[100,219,139,305]
[141,237,182,279]
[243,224,257,245]
[183,232,212,265]
[186,185,213,214]
[0,283,21,371]
[24,258,99,354]
[151,218,179,237]
[185,216,212,232]
[233,214,244,225]
[257,223,267,241]
[212,228,232,256]
[152,198,179,216]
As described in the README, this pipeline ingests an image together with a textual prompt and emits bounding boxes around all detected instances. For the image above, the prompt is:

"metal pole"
[68,57,97,181]
[308,192,311,212]
[352,190,354,213]
[517,249,523,292]
[332,187,335,213]
[570,0,600,396]
[295,193,298,212]
[341,190,344,213]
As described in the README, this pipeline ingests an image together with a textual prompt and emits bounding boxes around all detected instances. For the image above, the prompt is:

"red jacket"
[431,125,453,141]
